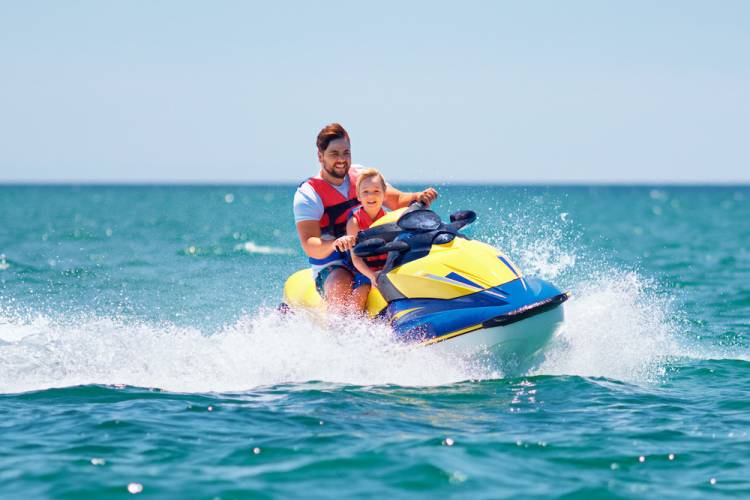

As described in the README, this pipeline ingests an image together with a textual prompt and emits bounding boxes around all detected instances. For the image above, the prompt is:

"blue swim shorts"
[315,265,371,297]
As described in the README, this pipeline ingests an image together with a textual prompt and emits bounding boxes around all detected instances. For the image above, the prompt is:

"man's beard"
[324,163,348,180]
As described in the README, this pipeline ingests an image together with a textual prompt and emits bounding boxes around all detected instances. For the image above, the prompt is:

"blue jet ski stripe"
[445,272,483,289]
[497,256,520,278]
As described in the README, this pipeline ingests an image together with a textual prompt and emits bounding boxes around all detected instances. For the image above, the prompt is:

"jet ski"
[282,203,568,362]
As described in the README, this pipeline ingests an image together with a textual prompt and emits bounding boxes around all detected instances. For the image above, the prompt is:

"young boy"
[346,168,389,298]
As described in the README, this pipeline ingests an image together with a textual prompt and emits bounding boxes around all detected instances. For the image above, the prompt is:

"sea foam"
[0,310,491,394]
[0,207,700,394]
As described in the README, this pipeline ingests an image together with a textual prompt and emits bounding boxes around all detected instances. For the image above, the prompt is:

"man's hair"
[317,123,350,152]
[356,168,387,193]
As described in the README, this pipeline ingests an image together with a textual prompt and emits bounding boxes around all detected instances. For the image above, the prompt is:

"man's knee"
[324,268,354,298]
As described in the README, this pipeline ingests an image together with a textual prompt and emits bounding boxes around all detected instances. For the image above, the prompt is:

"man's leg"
[323,267,356,314]
[351,284,371,314]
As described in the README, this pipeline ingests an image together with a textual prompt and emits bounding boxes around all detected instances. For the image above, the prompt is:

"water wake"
[485,207,687,383]
[0,206,724,394]
[0,310,491,394]
[532,271,680,382]
[0,268,686,395]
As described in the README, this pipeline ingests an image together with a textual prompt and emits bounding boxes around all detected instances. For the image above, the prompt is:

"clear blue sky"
[1,1,748,183]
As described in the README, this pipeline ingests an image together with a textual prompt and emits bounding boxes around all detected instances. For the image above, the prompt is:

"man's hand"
[416,187,438,206]
[333,235,356,252]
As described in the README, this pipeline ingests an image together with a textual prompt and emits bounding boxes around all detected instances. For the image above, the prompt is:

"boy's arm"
[346,218,378,283]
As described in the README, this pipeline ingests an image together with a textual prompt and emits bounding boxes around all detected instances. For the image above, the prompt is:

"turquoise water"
[1,185,749,498]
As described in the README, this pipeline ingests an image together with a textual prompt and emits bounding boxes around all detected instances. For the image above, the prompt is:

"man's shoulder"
[294,182,321,203]
[293,181,324,223]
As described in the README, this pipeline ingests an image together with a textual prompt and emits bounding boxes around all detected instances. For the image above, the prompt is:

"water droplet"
[127,483,143,494]
[449,471,467,483]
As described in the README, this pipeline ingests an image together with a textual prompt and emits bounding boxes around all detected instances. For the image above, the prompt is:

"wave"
[179,240,294,256]
[234,241,294,255]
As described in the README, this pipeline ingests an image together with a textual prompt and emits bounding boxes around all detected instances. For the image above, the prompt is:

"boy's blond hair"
[356,168,387,193]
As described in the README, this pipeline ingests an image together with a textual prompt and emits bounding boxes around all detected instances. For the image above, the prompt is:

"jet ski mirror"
[449,210,477,230]
[397,209,441,232]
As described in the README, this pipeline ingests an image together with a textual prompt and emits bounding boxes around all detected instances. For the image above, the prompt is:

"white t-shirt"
[293,165,363,240]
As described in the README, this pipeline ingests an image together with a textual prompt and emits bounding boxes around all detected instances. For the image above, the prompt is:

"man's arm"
[296,220,355,259]
[296,221,335,259]
[295,185,347,259]
[383,185,438,210]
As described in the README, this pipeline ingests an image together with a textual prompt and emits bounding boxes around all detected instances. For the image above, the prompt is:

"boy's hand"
[333,235,356,252]
[370,270,381,288]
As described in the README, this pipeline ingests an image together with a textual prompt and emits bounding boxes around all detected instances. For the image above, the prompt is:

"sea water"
[1,185,749,498]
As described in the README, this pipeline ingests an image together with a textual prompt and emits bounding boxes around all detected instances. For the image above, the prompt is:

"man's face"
[318,137,351,180]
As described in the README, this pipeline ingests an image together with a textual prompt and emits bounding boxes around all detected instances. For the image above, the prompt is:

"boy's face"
[358,176,385,210]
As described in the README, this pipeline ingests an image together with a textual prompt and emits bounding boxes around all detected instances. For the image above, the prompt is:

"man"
[294,123,437,314]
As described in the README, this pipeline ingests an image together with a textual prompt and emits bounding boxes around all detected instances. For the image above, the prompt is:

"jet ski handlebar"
[353,238,409,258]
[353,205,477,257]
[448,210,477,230]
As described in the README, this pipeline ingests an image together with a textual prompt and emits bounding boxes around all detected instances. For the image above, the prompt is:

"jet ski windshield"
[397,209,441,232]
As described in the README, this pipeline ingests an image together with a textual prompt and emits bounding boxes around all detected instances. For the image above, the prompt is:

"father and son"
[293,123,438,314]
